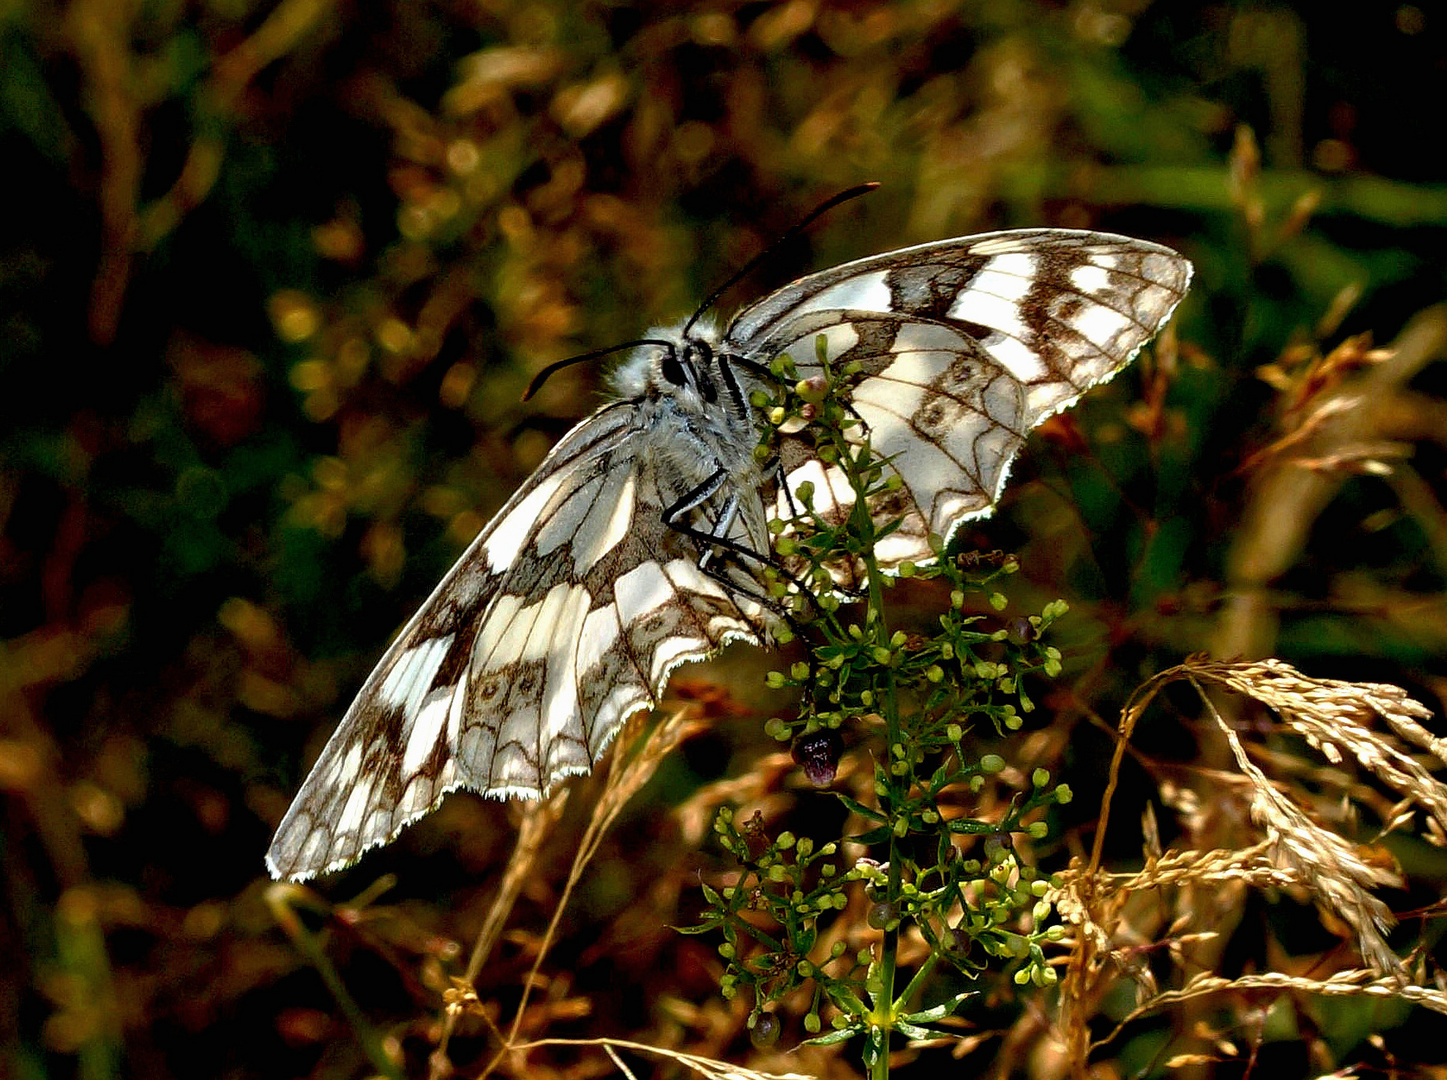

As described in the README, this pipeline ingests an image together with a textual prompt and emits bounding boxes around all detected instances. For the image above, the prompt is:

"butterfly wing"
[266,403,768,881]
[727,230,1192,569]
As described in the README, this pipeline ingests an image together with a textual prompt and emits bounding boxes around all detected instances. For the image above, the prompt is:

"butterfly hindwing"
[266,404,767,881]
[458,435,767,802]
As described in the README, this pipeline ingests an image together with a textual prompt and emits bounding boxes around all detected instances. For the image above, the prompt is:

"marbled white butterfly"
[266,220,1191,881]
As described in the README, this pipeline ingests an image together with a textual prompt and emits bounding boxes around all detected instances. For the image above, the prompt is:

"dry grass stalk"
[459,705,709,1078]
[1067,839,1301,897]
[1189,672,1402,975]
[524,1036,815,1080]
[1186,659,1447,838]
[432,789,571,1077]
[1214,305,1447,661]
[1253,333,1388,422]
[1101,968,1447,1045]
[469,792,573,983]
[1183,658,1447,974]
[1056,656,1443,1069]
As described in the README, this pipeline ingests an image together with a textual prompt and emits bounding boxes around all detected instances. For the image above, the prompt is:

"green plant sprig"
[682,342,1073,1076]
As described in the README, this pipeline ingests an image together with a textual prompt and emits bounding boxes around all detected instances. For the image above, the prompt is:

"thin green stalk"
[841,425,901,1080]
[894,948,941,1014]
[872,658,900,1080]
[266,885,405,1080]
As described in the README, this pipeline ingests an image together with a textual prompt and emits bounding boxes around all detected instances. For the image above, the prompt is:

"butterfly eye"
[661,351,687,387]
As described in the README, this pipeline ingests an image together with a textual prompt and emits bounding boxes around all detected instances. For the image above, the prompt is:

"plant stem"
[856,463,899,1080]
[874,783,900,1080]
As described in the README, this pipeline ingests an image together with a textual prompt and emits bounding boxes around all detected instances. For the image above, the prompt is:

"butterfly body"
[267,226,1191,881]
[608,322,776,571]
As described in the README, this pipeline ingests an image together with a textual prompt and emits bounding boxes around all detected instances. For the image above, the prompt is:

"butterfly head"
[610,321,733,411]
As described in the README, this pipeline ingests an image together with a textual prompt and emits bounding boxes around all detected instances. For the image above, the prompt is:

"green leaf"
[670,919,724,935]
[850,826,893,846]
[797,924,817,954]
[946,819,996,835]
[900,991,976,1024]
[833,793,887,822]
[824,984,868,1015]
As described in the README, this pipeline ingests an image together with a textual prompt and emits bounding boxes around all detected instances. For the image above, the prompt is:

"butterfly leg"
[660,469,761,566]
[660,470,819,620]
[698,492,741,576]
[660,471,778,592]
[656,473,831,717]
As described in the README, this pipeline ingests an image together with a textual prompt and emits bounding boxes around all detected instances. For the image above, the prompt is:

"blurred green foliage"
[4,1,1447,1077]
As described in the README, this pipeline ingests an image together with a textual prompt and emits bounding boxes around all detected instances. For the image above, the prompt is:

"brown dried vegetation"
[5,2,1447,1078]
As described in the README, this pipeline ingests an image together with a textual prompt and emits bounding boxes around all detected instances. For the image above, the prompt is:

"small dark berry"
[866,900,897,930]
[1005,616,1036,645]
[792,729,844,787]
[750,1012,782,1048]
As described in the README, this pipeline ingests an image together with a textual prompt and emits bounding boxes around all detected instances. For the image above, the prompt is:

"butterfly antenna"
[681,182,880,339]
[522,339,677,401]
[524,184,878,399]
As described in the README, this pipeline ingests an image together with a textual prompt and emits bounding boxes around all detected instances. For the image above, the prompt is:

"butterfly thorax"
[606,321,771,556]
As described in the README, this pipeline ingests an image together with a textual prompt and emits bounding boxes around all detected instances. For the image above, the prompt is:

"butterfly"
[266,222,1191,881]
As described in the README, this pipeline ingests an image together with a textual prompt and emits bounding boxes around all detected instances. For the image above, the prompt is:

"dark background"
[4,1,1447,1077]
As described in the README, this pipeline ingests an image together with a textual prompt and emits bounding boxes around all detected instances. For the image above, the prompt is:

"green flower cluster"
[681,341,1077,1076]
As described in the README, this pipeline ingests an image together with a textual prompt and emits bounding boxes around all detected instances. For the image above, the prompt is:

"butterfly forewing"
[731,230,1192,571]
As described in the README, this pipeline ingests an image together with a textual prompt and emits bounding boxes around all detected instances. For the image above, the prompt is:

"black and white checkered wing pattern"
[268,224,1191,881]
[727,230,1192,569]
[266,404,768,881]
